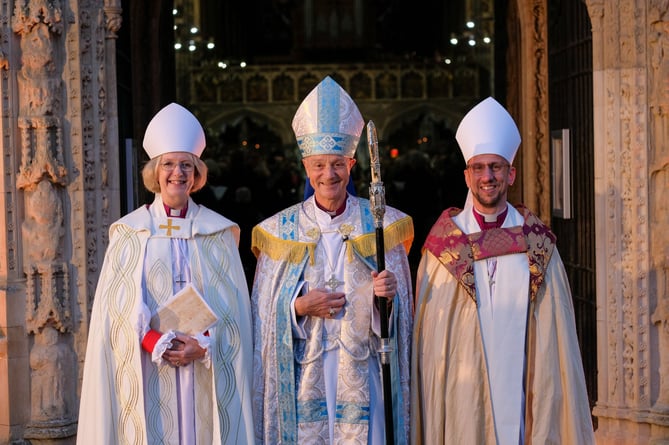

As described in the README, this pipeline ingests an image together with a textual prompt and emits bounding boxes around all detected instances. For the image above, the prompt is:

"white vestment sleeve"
[291,281,309,338]
[193,332,212,368]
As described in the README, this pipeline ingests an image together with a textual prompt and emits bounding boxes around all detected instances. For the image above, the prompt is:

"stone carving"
[649,13,669,101]
[602,76,619,403]
[619,69,651,406]
[650,2,669,411]
[652,193,669,407]
[24,325,77,440]
[0,50,8,70]
[24,259,73,440]
[13,0,63,116]
[192,63,458,108]
[31,328,69,412]
[22,179,63,264]
[530,0,549,221]
[13,0,68,267]
[103,0,122,38]
[25,261,70,334]
[12,1,75,442]
[16,117,67,189]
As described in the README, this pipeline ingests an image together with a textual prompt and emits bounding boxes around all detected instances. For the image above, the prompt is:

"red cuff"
[141,329,162,353]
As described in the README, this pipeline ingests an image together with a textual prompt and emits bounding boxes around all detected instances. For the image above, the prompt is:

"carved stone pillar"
[649,0,669,428]
[0,0,122,443]
[506,0,551,223]
[12,1,76,442]
[588,0,669,443]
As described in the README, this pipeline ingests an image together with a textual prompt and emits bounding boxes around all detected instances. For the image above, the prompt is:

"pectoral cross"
[175,275,187,285]
[325,274,344,292]
[159,218,181,236]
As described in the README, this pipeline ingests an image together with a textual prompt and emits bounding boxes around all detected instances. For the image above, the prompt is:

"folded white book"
[150,283,219,336]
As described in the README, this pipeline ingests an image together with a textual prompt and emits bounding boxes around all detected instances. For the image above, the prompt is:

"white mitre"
[455,97,521,164]
[143,102,206,159]
[291,76,364,158]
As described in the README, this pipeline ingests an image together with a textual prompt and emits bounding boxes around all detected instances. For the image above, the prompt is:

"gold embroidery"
[159,218,181,236]
[338,223,354,238]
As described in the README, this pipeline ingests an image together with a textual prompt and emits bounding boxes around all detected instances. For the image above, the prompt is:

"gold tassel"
[251,226,316,265]
[348,216,414,259]
[253,216,413,265]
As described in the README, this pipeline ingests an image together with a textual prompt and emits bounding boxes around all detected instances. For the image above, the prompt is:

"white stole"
[453,203,530,445]
[290,202,385,444]
[146,198,198,444]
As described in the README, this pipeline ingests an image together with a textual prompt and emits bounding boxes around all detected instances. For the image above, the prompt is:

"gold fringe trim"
[348,216,414,261]
[252,226,317,265]
[252,216,413,266]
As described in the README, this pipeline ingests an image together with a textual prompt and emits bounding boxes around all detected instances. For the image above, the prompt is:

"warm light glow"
[190,26,199,34]
[206,42,215,50]
[468,39,476,46]
[444,58,452,64]
[218,61,228,69]
[483,36,491,44]
[466,21,475,29]
[254,143,260,149]
[242,140,248,147]
[240,61,247,68]
[390,148,399,158]
[172,8,178,15]
[422,136,428,142]
[174,42,183,50]
[450,37,458,45]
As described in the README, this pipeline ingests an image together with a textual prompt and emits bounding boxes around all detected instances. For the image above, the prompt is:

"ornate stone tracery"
[588,0,669,442]
[11,1,78,441]
[649,0,669,420]
[0,0,121,442]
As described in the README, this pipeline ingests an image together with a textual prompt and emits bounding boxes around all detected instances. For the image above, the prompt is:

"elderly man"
[411,97,595,445]
[251,76,414,444]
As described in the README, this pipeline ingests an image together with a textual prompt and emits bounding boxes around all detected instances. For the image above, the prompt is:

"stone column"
[649,0,669,433]
[507,0,551,223]
[0,0,122,443]
[588,0,669,443]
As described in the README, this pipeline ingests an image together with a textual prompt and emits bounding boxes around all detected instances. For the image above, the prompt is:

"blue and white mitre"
[291,76,364,158]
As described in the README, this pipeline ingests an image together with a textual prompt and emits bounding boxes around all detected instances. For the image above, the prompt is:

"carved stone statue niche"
[24,325,77,442]
[22,179,63,264]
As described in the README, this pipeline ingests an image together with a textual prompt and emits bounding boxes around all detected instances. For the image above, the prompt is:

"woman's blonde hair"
[141,153,208,194]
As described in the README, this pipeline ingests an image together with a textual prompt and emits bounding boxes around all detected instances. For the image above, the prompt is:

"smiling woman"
[141,151,207,209]
[77,103,255,445]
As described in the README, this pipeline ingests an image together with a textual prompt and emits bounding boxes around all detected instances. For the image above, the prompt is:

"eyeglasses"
[160,161,194,172]
[466,162,509,176]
